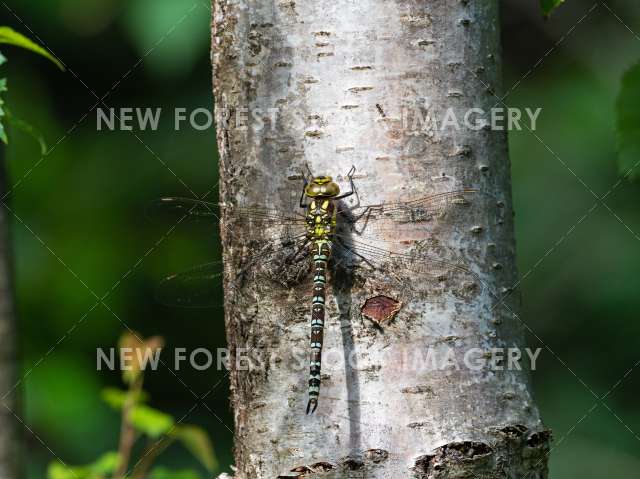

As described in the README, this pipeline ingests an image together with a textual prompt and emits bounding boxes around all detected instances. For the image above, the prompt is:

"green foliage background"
[0,1,638,477]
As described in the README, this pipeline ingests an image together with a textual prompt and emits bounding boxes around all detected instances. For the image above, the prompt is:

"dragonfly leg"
[299,176,309,208]
[299,163,317,208]
[350,206,377,235]
[334,165,358,205]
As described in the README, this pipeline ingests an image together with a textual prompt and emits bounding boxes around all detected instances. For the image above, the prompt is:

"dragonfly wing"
[340,189,478,234]
[334,236,487,304]
[157,261,225,308]
[149,197,307,227]
[158,232,312,308]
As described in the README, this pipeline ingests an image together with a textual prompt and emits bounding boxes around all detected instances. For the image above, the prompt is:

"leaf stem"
[131,436,175,479]
[114,375,144,479]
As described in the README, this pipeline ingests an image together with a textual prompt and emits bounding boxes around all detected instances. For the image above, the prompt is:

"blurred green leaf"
[89,452,121,475]
[616,61,640,182]
[129,404,174,438]
[149,467,202,479]
[48,462,86,479]
[0,51,6,66]
[6,109,47,153]
[171,425,217,472]
[541,0,565,16]
[101,387,148,410]
[0,26,64,70]
[47,452,120,479]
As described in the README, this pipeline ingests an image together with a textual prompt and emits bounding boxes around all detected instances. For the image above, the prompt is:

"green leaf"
[171,425,217,472]
[541,0,566,16]
[48,462,88,479]
[101,387,128,409]
[0,51,6,66]
[47,453,120,479]
[101,387,148,410]
[88,451,121,475]
[6,109,47,154]
[129,404,174,438]
[0,27,64,70]
[149,467,202,479]
[616,62,640,182]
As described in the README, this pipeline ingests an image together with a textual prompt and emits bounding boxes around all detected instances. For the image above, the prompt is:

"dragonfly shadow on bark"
[332,202,362,456]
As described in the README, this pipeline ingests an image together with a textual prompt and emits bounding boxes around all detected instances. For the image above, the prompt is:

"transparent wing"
[334,235,487,303]
[149,197,307,226]
[157,260,225,308]
[157,232,311,308]
[341,189,478,234]
[333,189,486,302]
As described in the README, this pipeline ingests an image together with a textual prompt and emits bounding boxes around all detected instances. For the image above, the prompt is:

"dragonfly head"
[305,176,340,198]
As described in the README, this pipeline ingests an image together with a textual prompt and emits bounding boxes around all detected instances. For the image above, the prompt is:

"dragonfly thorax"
[306,199,337,242]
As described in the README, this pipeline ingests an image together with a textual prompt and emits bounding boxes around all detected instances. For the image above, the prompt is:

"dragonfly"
[154,167,489,414]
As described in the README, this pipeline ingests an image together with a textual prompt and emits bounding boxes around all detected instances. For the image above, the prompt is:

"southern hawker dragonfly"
[154,168,497,413]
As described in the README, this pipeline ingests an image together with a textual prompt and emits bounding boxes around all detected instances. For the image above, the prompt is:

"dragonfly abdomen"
[307,239,331,414]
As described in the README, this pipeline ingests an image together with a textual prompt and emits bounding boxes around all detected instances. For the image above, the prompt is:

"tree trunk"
[212,1,550,478]
[0,145,19,479]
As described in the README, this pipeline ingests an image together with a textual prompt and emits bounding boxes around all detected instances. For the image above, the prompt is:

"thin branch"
[114,375,143,479]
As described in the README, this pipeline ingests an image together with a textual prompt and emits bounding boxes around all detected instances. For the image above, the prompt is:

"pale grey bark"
[212,1,550,478]
[0,148,19,479]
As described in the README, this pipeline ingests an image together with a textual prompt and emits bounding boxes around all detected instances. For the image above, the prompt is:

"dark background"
[0,1,638,477]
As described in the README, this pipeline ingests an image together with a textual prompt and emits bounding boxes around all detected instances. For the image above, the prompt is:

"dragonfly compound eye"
[305,176,341,198]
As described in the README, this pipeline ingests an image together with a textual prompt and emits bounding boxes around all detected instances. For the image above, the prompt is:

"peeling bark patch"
[527,430,552,448]
[290,462,335,475]
[283,453,386,477]
[361,295,401,324]
[414,442,493,477]
[411,429,551,478]
[498,424,528,439]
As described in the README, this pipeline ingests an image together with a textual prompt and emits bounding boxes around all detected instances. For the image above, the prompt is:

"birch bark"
[212,1,550,477]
